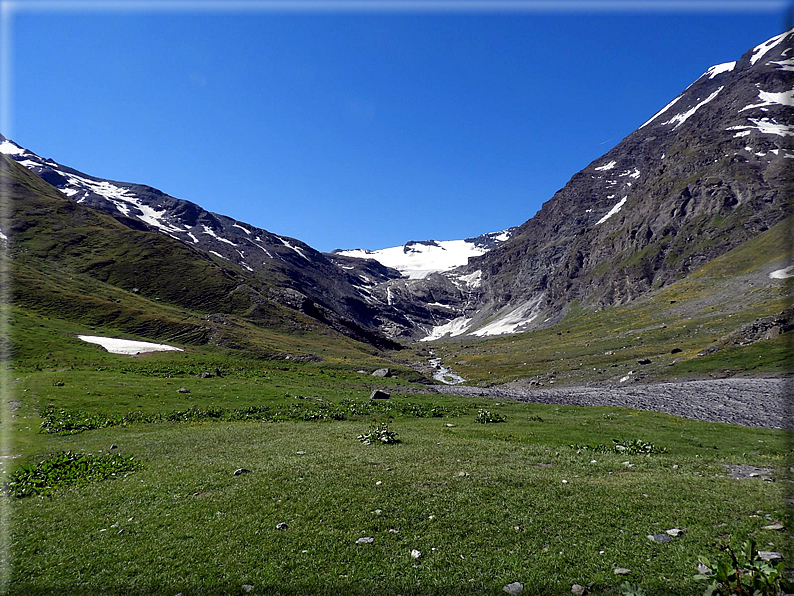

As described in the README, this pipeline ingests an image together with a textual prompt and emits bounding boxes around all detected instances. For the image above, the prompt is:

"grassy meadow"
[3,308,792,595]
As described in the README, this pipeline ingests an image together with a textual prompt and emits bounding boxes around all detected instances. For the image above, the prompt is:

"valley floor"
[429,377,791,429]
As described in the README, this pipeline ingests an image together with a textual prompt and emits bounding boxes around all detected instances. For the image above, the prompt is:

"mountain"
[0,134,414,348]
[411,28,793,340]
[3,29,791,349]
[0,136,514,342]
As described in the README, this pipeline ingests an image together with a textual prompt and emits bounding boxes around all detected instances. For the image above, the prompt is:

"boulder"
[372,368,391,378]
[370,389,391,400]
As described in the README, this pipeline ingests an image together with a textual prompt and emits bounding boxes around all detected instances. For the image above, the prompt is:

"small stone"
[241,585,254,593]
[665,528,684,537]
[233,468,251,476]
[109,444,118,450]
[458,471,470,477]
[389,528,400,534]
[758,551,783,562]
[613,568,631,575]
[622,461,633,467]
[562,479,568,484]
[445,423,455,427]
[502,581,524,595]
[371,368,391,378]
[637,358,652,365]
[761,522,784,531]
[571,584,586,596]
[374,509,382,515]
[411,549,422,559]
[648,533,672,543]
[696,563,712,574]
[370,389,391,400]
[375,481,383,486]
[428,515,436,520]
[177,387,190,393]
[117,529,125,535]
[355,536,374,545]
[276,522,288,531]
[296,451,306,455]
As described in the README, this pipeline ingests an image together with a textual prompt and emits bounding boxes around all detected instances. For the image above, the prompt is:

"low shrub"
[5,451,142,498]
[475,409,506,424]
[358,423,400,445]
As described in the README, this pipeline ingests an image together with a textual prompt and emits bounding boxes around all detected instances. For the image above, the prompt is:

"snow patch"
[769,266,794,279]
[78,335,183,355]
[750,30,791,66]
[662,87,724,129]
[455,270,482,289]
[639,95,682,129]
[186,232,199,244]
[740,88,794,111]
[594,160,616,171]
[596,196,628,225]
[420,317,472,342]
[202,225,238,246]
[209,250,228,260]
[471,295,545,337]
[278,236,310,261]
[727,118,794,137]
[768,58,794,71]
[232,224,251,235]
[702,61,736,79]
[0,140,25,155]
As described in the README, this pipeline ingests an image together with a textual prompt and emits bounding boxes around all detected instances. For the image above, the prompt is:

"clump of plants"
[40,400,465,436]
[5,451,142,498]
[475,409,506,424]
[358,423,400,445]
[694,539,791,595]
[570,438,666,455]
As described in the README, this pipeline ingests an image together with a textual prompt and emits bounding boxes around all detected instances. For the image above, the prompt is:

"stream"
[428,352,466,385]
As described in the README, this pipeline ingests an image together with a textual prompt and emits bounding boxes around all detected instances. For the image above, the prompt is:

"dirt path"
[427,377,792,429]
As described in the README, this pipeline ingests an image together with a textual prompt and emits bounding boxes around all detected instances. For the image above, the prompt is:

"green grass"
[4,346,793,595]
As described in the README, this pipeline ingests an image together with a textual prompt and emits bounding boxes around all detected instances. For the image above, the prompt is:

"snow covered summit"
[334,229,515,279]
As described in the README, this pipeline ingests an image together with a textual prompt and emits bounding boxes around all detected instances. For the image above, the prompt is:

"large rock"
[371,368,392,378]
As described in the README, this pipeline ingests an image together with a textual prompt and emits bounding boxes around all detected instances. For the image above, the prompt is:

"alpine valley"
[3,26,794,596]
[3,28,791,377]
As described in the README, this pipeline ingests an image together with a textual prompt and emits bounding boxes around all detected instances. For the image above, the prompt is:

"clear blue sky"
[6,2,790,251]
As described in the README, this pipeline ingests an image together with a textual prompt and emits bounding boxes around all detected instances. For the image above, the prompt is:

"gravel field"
[429,377,793,430]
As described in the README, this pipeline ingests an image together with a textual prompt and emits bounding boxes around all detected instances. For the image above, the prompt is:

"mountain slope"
[0,153,397,361]
[419,28,793,340]
[0,136,411,347]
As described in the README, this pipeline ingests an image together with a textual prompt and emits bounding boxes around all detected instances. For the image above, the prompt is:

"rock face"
[450,29,793,335]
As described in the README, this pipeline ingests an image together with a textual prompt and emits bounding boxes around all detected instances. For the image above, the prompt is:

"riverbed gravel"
[427,377,792,429]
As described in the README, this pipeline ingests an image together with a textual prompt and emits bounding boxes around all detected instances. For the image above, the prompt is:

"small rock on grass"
[355,537,374,545]
[242,585,254,593]
[648,533,672,543]
[665,528,684,537]
[276,522,288,531]
[502,581,524,595]
[177,387,190,393]
[758,551,783,563]
[761,522,785,531]
[613,568,631,576]
[411,549,422,559]
[233,468,251,476]
[571,584,586,596]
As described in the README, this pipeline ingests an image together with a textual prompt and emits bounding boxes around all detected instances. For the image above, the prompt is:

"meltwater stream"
[428,356,466,385]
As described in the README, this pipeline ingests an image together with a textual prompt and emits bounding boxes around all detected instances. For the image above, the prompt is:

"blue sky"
[5,2,790,251]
